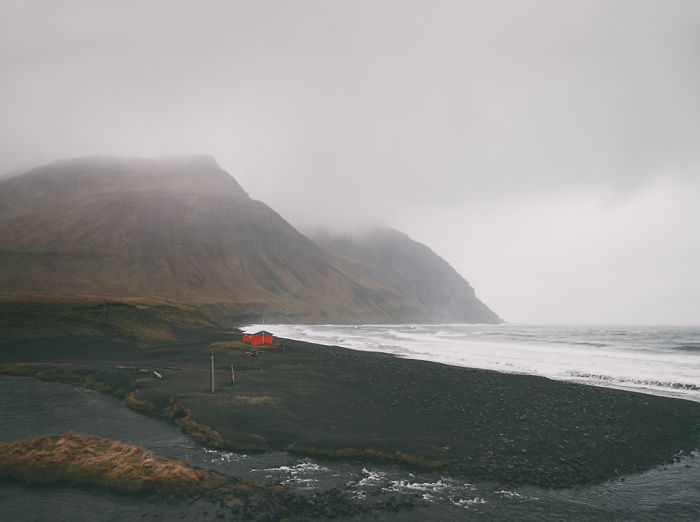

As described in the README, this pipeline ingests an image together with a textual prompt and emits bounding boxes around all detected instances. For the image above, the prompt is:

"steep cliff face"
[0,156,501,324]
[316,229,502,324]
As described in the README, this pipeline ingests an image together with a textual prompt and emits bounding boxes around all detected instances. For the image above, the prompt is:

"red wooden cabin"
[243,330,273,345]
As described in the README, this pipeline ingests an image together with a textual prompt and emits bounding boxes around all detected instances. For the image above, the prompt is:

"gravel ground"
[137,337,700,488]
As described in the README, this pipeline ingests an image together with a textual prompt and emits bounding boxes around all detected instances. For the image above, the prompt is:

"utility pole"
[210,352,215,393]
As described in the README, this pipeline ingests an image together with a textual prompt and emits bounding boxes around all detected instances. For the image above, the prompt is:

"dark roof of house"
[252,330,273,336]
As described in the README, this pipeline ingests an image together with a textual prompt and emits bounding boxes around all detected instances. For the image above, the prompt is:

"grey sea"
[248,324,700,402]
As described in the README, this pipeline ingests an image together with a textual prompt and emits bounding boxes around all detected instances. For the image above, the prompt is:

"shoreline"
[2,331,700,489]
[244,323,700,404]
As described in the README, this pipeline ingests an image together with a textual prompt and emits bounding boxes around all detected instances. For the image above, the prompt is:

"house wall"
[244,334,273,345]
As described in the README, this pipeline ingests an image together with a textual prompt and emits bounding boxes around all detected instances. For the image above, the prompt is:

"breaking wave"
[244,324,700,402]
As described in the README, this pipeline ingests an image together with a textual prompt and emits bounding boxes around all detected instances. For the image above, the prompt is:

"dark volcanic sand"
[196,339,700,488]
[3,333,700,489]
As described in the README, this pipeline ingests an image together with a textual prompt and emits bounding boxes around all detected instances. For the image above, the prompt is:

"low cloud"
[1,0,699,323]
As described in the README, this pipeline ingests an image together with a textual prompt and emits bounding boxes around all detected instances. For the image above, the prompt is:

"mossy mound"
[0,433,232,494]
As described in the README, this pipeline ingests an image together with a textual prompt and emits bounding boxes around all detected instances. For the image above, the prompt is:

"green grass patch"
[0,363,42,377]
[83,376,112,394]
[0,363,81,383]
[286,444,448,470]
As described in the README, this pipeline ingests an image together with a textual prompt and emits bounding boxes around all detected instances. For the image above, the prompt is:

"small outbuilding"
[243,330,274,345]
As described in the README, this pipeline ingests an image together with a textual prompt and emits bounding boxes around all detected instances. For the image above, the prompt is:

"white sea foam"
[355,467,387,487]
[244,324,700,402]
[202,448,250,463]
[496,489,539,501]
[451,497,487,508]
[347,468,479,505]
[251,459,330,486]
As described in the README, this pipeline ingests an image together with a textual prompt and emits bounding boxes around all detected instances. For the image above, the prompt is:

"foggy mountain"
[0,156,501,324]
[0,168,24,183]
[315,229,501,324]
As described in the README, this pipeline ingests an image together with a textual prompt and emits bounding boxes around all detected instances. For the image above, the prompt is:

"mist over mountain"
[0,167,24,183]
[315,229,501,324]
[0,156,501,324]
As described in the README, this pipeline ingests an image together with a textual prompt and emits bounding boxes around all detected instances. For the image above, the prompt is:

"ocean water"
[244,324,700,402]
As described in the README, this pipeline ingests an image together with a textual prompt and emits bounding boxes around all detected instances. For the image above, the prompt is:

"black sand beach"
[2,322,700,490]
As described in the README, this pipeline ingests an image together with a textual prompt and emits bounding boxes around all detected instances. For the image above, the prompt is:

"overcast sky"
[2,0,699,325]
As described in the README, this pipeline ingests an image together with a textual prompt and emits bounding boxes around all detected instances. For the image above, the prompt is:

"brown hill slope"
[0,156,500,324]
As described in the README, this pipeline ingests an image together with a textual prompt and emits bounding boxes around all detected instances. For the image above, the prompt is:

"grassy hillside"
[0,296,220,359]
[0,156,501,324]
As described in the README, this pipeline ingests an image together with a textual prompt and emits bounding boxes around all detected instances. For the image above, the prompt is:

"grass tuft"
[124,392,158,415]
[83,376,112,394]
[0,433,279,501]
[0,434,224,493]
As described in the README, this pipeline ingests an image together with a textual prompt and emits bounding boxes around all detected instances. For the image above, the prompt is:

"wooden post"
[230,365,235,385]
[210,352,215,393]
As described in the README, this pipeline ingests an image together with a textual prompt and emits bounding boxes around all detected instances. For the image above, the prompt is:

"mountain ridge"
[0,156,501,324]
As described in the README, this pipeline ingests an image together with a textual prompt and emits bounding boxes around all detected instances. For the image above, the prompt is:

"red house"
[243,330,273,345]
